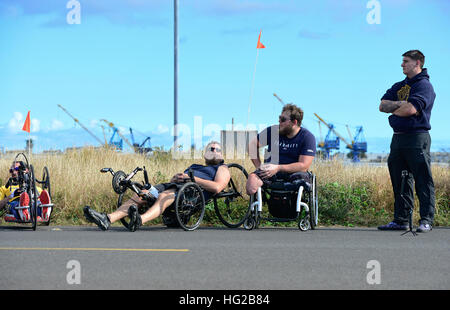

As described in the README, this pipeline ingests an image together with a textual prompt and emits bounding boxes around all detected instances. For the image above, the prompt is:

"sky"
[1,0,449,154]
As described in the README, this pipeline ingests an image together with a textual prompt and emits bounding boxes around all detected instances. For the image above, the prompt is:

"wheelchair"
[243,171,318,231]
[1,153,53,230]
[100,163,249,231]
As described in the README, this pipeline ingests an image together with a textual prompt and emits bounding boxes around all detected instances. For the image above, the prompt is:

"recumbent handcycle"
[100,163,250,231]
[1,153,53,230]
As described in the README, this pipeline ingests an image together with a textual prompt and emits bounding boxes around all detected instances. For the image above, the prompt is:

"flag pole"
[246,48,260,130]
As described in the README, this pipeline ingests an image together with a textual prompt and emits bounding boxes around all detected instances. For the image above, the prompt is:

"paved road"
[0,225,449,290]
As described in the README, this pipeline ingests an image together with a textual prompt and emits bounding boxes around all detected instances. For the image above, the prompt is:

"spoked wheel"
[175,182,205,231]
[298,174,318,231]
[40,167,52,226]
[213,163,250,228]
[29,165,38,231]
[309,174,318,230]
[41,167,51,198]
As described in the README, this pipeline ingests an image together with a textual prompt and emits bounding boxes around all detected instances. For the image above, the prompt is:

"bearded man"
[246,104,316,195]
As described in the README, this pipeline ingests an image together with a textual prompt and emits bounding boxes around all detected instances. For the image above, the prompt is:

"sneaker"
[83,206,110,231]
[416,223,432,233]
[378,221,408,231]
[127,205,142,232]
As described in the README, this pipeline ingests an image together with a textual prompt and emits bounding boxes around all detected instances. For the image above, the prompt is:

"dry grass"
[0,148,448,227]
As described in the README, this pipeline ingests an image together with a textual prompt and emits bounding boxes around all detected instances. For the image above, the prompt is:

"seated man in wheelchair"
[246,104,316,219]
[83,141,231,231]
[0,161,52,222]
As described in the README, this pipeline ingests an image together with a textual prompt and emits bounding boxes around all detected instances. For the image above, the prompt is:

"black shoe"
[83,206,110,231]
[128,205,142,232]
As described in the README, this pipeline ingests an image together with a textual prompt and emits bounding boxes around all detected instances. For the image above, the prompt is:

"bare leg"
[246,173,263,195]
[108,193,146,223]
[140,189,176,224]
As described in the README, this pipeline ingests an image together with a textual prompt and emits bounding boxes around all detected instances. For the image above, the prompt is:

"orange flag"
[22,111,31,133]
[257,30,265,49]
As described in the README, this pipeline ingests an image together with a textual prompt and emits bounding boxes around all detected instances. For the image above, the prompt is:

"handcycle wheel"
[175,182,205,231]
[29,164,38,231]
[36,166,52,198]
[213,163,250,228]
[40,167,52,226]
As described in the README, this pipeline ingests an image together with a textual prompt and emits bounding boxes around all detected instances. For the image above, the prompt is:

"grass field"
[1,147,449,227]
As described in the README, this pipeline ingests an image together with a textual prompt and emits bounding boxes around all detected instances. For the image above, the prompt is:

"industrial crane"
[100,119,135,152]
[314,113,367,162]
[57,104,105,146]
[129,128,152,154]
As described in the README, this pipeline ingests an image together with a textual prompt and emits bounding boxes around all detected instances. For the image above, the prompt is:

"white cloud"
[156,124,169,134]
[50,119,64,131]
[8,112,23,132]
[31,119,40,132]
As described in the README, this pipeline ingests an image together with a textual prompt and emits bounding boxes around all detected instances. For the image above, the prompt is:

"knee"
[246,173,262,195]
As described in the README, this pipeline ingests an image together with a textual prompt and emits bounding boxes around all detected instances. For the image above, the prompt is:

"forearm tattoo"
[380,100,403,113]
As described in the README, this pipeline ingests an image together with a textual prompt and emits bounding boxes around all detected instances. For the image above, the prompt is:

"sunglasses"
[208,147,222,152]
[279,115,291,123]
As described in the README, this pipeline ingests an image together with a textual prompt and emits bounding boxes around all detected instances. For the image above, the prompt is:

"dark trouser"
[387,132,435,225]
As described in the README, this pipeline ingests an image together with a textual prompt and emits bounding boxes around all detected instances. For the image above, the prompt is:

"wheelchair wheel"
[309,174,318,230]
[175,182,205,231]
[244,194,260,230]
[213,163,250,228]
[29,165,38,231]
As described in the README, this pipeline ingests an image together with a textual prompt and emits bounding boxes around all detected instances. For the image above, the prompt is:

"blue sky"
[1,0,449,153]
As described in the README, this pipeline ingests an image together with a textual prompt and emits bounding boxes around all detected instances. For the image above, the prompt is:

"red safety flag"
[22,111,31,133]
[257,30,265,49]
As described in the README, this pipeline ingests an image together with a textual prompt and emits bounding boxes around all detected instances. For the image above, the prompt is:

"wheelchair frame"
[244,172,318,231]
[2,153,54,230]
[102,163,249,231]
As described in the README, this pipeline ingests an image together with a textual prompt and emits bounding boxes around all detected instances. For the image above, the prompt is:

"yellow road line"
[0,247,189,252]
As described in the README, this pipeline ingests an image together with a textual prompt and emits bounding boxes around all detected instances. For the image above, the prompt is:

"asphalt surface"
[0,224,449,290]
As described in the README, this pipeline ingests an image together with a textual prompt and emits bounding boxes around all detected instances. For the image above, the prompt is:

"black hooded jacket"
[381,68,435,133]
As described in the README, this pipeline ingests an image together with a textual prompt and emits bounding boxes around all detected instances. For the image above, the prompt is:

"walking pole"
[400,170,417,236]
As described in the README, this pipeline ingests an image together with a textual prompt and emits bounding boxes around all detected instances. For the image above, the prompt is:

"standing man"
[246,104,316,196]
[378,50,436,233]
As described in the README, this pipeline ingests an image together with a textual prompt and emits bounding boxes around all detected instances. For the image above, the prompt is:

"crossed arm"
[379,100,418,117]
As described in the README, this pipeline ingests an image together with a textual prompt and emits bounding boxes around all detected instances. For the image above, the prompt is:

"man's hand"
[171,173,190,183]
[258,164,280,180]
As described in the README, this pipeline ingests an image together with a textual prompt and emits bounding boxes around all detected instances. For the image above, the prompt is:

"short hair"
[402,50,425,68]
[282,104,304,126]
[204,141,222,152]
